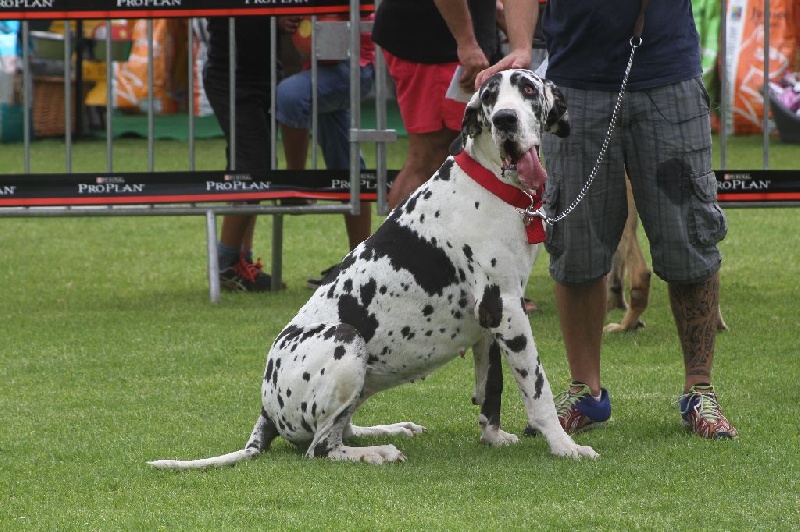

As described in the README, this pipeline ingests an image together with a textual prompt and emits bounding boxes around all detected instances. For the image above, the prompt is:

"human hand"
[475,48,532,89]
[457,43,490,93]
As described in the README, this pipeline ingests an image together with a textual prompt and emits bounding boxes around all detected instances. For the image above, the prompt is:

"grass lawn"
[1,132,799,530]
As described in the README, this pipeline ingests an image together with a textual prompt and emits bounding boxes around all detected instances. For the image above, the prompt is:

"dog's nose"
[492,109,518,131]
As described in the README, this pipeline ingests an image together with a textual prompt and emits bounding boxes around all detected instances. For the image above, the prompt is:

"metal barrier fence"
[1,0,798,302]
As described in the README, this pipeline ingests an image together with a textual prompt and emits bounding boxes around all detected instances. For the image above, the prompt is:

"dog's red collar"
[454,151,546,244]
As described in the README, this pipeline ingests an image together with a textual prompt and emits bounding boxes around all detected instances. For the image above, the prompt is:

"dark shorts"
[542,77,727,284]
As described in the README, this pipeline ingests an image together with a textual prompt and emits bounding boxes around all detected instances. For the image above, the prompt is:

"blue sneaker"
[555,382,612,434]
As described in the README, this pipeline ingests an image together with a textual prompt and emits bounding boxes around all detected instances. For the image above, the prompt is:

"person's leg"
[388,128,458,209]
[626,78,735,437]
[555,279,606,397]
[536,87,625,433]
[204,66,275,290]
[668,272,719,392]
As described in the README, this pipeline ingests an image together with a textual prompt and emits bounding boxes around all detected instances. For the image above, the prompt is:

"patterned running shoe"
[678,384,739,439]
[220,252,273,292]
[554,382,612,434]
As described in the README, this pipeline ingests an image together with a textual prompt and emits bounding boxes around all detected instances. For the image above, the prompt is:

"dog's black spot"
[534,368,545,399]
[401,326,414,340]
[422,304,434,316]
[301,402,308,413]
[516,368,529,379]
[302,372,311,382]
[277,394,284,408]
[478,284,503,328]
[313,440,330,458]
[338,294,379,343]
[404,193,418,214]
[342,278,354,294]
[475,201,480,209]
[435,210,441,218]
[437,158,454,181]
[323,326,337,340]
[463,244,474,263]
[333,346,346,360]
[364,217,459,297]
[480,340,504,426]
[491,258,497,267]
[320,368,325,375]
[311,403,317,416]
[286,388,292,397]
[264,358,274,382]
[360,278,377,307]
[300,418,313,433]
[504,334,527,352]
[367,355,379,364]
[275,325,303,349]
[334,323,359,344]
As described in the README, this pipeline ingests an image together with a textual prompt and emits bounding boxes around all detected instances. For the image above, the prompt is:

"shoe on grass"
[555,382,612,434]
[524,381,611,436]
[220,252,277,292]
[306,264,338,290]
[677,384,738,439]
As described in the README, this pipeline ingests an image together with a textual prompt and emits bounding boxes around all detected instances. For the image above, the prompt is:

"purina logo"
[718,172,771,191]
[224,174,253,182]
[96,176,126,185]
[0,0,55,8]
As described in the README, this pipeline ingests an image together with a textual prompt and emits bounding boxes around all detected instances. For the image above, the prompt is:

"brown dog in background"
[604,176,728,333]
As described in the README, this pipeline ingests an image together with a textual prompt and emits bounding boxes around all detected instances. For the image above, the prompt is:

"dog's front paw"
[552,443,599,459]
[480,427,520,446]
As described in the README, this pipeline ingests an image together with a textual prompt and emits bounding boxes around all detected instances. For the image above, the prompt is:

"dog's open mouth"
[501,142,548,192]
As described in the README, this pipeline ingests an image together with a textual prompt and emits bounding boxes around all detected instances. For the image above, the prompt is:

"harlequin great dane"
[149,69,598,469]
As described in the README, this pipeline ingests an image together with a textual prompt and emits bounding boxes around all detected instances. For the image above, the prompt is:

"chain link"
[534,39,641,226]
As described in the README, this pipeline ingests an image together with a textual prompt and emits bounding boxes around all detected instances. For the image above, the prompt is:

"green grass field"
[1,133,799,530]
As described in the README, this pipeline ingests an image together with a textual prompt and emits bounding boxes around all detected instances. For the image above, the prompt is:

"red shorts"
[383,50,466,135]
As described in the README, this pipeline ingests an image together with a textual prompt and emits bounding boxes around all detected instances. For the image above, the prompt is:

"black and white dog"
[149,70,598,468]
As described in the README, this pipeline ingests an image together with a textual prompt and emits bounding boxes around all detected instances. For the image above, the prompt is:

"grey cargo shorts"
[542,77,727,285]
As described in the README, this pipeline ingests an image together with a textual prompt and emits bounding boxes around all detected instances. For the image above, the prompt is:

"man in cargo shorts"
[479,0,738,439]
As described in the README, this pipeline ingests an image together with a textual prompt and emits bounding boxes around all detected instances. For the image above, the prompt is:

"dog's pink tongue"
[516,148,547,191]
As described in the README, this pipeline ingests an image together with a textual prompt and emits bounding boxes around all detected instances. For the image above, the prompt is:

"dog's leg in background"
[472,333,518,445]
[605,176,651,333]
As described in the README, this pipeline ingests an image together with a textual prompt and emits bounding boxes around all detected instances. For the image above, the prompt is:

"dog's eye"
[522,84,537,97]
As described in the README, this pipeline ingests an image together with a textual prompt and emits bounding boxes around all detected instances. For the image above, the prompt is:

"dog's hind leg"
[472,333,519,446]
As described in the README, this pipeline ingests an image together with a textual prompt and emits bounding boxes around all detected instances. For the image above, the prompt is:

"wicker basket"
[33,76,77,137]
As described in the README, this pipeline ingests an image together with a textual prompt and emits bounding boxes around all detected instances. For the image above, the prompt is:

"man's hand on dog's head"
[476,49,533,89]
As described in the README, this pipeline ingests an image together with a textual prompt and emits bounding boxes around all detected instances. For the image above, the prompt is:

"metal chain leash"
[530,37,642,227]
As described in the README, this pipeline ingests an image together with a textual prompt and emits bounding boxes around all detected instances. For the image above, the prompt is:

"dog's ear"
[545,84,570,138]
[451,90,484,155]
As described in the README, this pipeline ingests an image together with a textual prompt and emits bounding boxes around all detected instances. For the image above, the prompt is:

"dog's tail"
[147,409,279,470]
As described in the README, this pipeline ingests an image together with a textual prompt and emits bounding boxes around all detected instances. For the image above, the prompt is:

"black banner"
[0,169,797,208]
[714,169,800,204]
[0,0,374,20]
[0,169,397,207]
